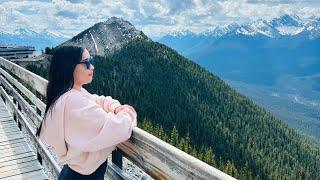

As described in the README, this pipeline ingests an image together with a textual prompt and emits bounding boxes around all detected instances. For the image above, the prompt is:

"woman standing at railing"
[36,46,137,180]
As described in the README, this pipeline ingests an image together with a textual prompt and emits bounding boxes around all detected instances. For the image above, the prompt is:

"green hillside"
[27,39,320,179]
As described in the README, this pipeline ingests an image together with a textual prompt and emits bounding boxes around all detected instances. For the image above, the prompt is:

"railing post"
[112,149,123,169]
[37,152,43,165]
[18,103,21,111]
[13,98,17,105]
[35,91,42,116]
[0,94,4,103]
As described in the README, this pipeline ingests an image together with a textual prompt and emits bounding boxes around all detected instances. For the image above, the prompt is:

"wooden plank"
[0,123,17,129]
[0,138,27,149]
[0,113,11,117]
[0,120,16,125]
[0,113,12,117]
[0,109,10,112]
[3,169,48,180]
[0,127,20,135]
[0,137,25,146]
[0,145,31,159]
[0,160,43,179]
[0,133,23,143]
[0,110,11,113]
[0,120,16,126]
[0,115,12,119]
[0,113,11,115]
[0,117,14,122]
[0,126,19,132]
[0,156,37,171]
[0,109,11,113]
[0,128,20,135]
[0,132,22,140]
[0,157,41,174]
[0,142,30,155]
[0,132,21,139]
[0,151,34,163]
[117,128,236,180]
[0,120,17,126]
[0,139,26,150]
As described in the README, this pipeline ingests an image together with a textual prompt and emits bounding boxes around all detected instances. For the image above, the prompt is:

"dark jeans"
[58,160,108,180]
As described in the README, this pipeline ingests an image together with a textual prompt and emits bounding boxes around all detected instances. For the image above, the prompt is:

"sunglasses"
[79,57,94,69]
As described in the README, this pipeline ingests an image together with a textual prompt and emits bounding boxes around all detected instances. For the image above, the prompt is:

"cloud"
[0,0,319,38]
[247,0,320,4]
[55,10,79,19]
[65,0,85,3]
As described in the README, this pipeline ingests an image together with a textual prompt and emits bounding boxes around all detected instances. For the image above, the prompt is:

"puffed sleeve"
[40,95,69,156]
[64,93,137,152]
[81,88,121,113]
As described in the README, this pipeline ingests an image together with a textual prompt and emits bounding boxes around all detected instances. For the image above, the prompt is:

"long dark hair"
[36,46,84,136]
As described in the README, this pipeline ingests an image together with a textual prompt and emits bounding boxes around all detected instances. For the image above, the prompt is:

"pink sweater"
[40,88,137,175]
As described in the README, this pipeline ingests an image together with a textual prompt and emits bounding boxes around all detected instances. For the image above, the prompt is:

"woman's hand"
[114,104,136,115]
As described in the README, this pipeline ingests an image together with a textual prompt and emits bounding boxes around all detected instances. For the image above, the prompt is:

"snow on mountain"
[270,14,302,27]
[276,26,304,36]
[44,29,71,39]
[207,23,240,37]
[237,19,279,37]
[231,14,317,38]
[165,14,320,39]
[0,28,70,50]
[59,17,148,57]
[13,28,38,36]
[170,29,196,37]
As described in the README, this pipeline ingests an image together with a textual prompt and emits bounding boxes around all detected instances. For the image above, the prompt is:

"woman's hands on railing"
[114,104,136,114]
[114,104,137,123]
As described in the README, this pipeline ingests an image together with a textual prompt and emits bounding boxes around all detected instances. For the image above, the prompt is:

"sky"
[0,0,320,38]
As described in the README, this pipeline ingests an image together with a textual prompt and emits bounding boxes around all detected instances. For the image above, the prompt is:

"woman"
[36,46,137,179]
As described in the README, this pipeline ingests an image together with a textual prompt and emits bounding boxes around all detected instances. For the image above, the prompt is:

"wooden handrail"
[0,57,235,180]
[0,57,47,96]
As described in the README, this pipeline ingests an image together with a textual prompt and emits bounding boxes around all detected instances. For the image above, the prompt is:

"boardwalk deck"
[0,99,48,180]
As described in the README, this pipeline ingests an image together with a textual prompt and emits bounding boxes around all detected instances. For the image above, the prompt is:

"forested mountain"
[26,18,320,179]
[159,14,320,144]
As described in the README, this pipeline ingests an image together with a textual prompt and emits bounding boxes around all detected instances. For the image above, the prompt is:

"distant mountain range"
[159,14,320,144]
[167,14,320,39]
[0,28,70,51]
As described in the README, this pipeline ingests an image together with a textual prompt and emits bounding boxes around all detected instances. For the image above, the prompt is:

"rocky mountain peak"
[59,17,148,57]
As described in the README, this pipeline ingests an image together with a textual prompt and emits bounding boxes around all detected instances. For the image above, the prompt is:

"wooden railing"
[0,57,235,180]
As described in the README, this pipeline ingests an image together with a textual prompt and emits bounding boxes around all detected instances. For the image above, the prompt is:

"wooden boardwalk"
[0,99,48,180]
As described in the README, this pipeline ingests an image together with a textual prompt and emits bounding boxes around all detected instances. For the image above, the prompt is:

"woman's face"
[73,48,94,86]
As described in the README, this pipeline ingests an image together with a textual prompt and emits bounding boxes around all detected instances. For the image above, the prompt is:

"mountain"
[27,17,320,179]
[216,14,317,38]
[160,14,320,52]
[58,17,148,57]
[158,14,320,144]
[0,28,70,51]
